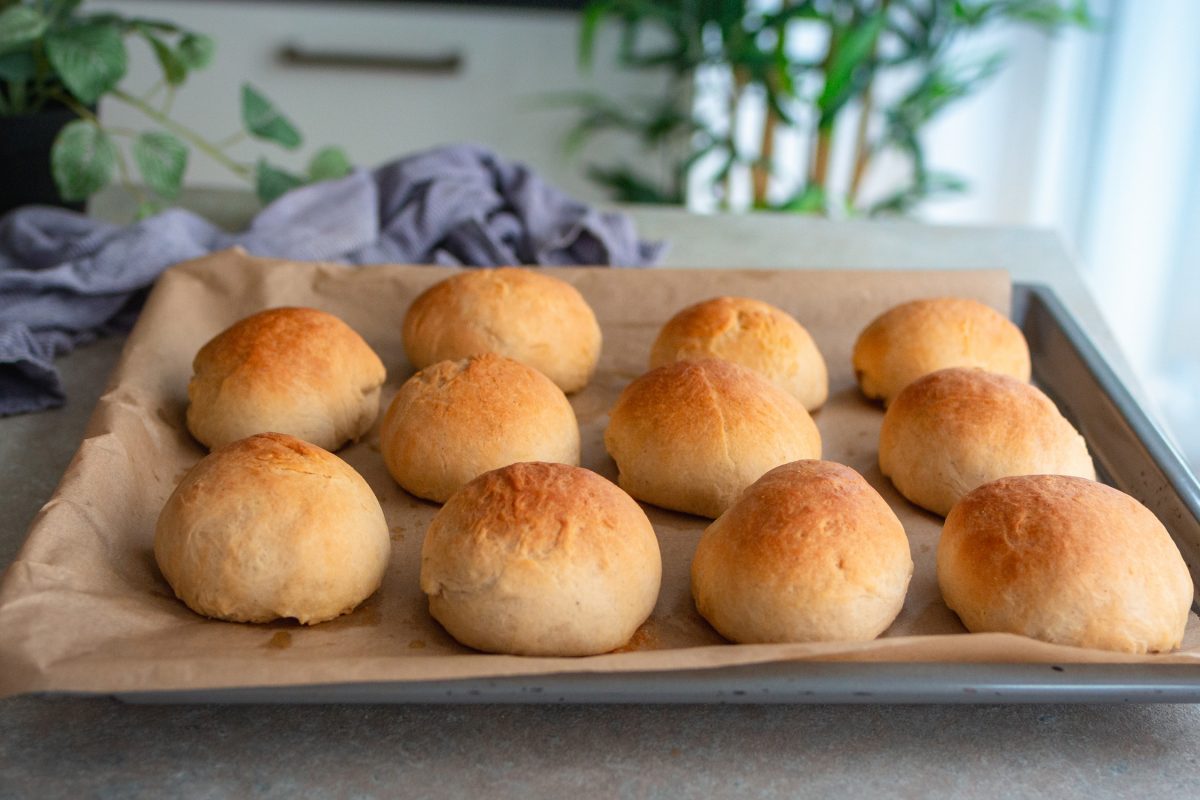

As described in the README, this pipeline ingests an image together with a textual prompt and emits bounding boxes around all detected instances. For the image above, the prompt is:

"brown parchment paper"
[2,250,1198,698]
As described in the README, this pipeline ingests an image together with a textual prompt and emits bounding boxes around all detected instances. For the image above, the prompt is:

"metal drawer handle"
[277,43,463,75]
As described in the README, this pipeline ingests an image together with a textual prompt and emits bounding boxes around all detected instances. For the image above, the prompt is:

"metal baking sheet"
[114,283,1200,705]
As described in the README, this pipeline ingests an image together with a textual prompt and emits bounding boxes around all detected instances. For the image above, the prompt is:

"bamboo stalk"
[752,87,776,207]
[812,126,832,188]
[808,20,838,189]
[849,0,888,207]
[848,81,874,204]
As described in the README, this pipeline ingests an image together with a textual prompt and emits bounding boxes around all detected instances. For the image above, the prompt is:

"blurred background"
[87,0,1198,466]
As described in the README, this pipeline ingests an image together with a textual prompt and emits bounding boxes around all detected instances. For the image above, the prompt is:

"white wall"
[91,1,659,203]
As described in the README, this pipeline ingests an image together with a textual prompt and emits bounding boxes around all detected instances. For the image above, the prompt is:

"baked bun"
[880,367,1094,516]
[155,433,391,625]
[939,475,1193,653]
[649,296,829,411]
[853,297,1031,405]
[605,359,822,518]
[380,353,580,503]
[420,462,661,656]
[187,307,386,451]
[692,460,912,643]
[402,267,602,393]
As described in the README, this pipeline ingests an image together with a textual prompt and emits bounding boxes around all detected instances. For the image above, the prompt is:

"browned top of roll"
[853,297,1030,405]
[155,433,390,625]
[186,307,386,451]
[381,353,580,502]
[193,307,382,393]
[424,462,644,574]
[419,462,661,656]
[401,267,602,393]
[691,460,912,643]
[879,367,1094,516]
[649,296,828,411]
[938,475,1194,654]
[605,358,821,518]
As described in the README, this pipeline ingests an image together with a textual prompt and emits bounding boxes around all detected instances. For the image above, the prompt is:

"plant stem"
[51,90,98,124]
[110,87,254,180]
[112,141,150,207]
[7,80,26,114]
[847,81,874,205]
[848,0,888,209]
[812,125,832,189]
[808,23,838,190]
[141,79,164,104]
[752,87,777,208]
[216,129,250,149]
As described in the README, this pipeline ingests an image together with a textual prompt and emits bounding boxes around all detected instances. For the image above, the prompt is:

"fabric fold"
[0,144,664,415]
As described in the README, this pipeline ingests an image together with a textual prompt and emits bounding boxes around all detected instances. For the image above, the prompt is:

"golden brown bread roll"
[853,297,1031,405]
[402,267,602,393]
[186,307,386,452]
[879,367,1094,516]
[380,353,580,503]
[649,296,829,411]
[938,475,1194,653]
[604,359,822,518]
[155,433,391,625]
[692,460,912,644]
[420,462,661,656]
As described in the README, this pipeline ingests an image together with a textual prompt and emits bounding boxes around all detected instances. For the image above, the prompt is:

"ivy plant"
[0,0,351,214]
[569,0,1092,215]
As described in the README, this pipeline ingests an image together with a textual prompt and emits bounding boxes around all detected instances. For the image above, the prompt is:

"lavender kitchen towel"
[0,144,664,415]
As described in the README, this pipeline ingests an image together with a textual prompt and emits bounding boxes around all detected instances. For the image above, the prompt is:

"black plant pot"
[0,105,86,216]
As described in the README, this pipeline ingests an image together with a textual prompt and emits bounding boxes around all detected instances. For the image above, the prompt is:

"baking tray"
[112,282,1200,705]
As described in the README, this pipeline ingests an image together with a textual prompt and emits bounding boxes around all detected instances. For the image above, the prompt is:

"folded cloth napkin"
[0,144,664,415]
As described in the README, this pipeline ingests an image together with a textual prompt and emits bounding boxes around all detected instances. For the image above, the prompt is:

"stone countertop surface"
[2,197,1197,798]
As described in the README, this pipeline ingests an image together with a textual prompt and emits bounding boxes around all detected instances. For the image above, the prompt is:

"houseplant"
[0,0,350,215]
[568,0,1091,214]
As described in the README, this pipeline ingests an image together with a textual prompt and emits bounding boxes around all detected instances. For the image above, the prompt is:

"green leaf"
[124,17,180,35]
[50,120,116,201]
[0,6,48,54]
[307,146,352,182]
[47,1,84,24]
[0,49,36,82]
[45,23,128,105]
[241,84,302,149]
[579,1,612,69]
[132,131,187,198]
[586,163,680,204]
[777,184,827,214]
[177,33,214,70]
[255,159,304,204]
[761,3,824,27]
[139,29,186,85]
[817,13,886,128]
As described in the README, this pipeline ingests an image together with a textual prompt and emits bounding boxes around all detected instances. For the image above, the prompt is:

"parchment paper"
[1,249,1197,698]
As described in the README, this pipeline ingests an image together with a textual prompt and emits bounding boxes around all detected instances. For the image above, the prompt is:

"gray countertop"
[1,199,1195,798]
